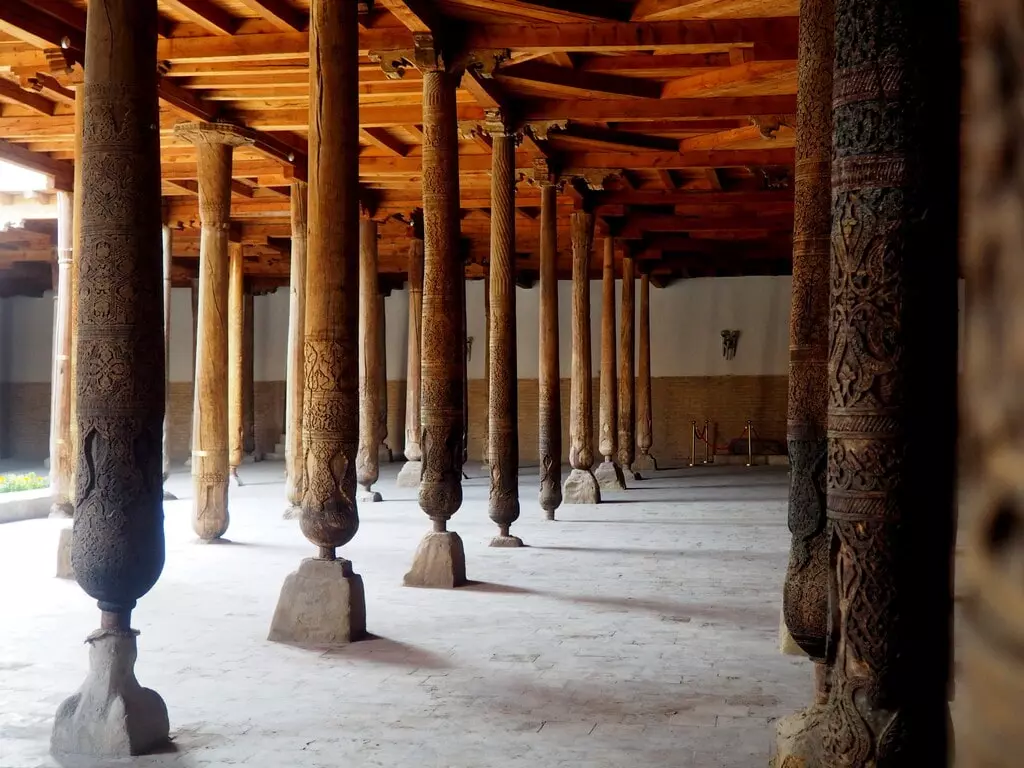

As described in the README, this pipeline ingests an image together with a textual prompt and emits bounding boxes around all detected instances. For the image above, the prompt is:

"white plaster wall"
[254,290,289,382]
[168,287,193,382]
[6,294,54,383]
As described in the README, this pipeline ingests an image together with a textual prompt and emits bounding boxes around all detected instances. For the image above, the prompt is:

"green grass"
[0,472,49,493]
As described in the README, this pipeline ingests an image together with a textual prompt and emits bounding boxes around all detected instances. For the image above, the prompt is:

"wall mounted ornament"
[721,330,740,360]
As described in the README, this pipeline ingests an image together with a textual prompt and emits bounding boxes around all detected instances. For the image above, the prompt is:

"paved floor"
[0,461,811,767]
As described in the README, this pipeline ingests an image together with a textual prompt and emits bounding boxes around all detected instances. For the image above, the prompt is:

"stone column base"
[631,453,658,480]
[595,460,627,491]
[51,630,169,759]
[771,705,824,767]
[268,557,367,646]
[396,460,421,488]
[490,534,524,548]
[563,468,601,504]
[56,527,74,580]
[404,531,467,588]
[359,489,383,503]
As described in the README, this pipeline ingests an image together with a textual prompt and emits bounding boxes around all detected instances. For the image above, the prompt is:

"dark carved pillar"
[283,179,307,518]
[618,254,636,480]
[484,111,521,546]
[481,274,490,466]
[962,2,1024,762]
[161,223,177,501]
[632,272,657,477]
[404,53,467,588]
[562,210,600,504]
[357,217,383,502]
[51,0,169,757]
[268,0,366,646]
[396,214,424,487]
[595,237,626,491]
[538,182,562,518]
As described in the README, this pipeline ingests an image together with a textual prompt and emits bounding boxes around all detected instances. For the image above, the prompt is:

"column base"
[49,500,73,519]
[51,630,169,759]
[404,531,467,588]
[395,460,421,488]
[359,489,383,503]
[56,527,74,580]
[778,609,808,657]
[268,557,367,646]
[490,534,524,548]
[283,504,301,520]
[595,460,627,491]
[771,705,825,767]
[631,453,658,480]
[562,468,601,504]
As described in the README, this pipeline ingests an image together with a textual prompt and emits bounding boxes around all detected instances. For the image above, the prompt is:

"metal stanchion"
[746,419,754,467]
[702,419,711,464]
[689,420,697,467]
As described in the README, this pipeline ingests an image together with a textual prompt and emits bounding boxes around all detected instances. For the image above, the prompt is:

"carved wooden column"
[563,210,600,504]
[538,182,562,518]
[161,223,177,501]
[357,217,383,502]
[283,179,307,519]
[227,240,244,485]
[188,276,198,467]
[396,215,424,487]
[618,254,636,480]
[595,237,626,491]
[51,0,169,756]
[811,1,959,763]
[481,274,490,466]
[268,0,365,646]
[242,290,255,458]
[633,272,657,477]
[377,292,392,463]
[484,112,522,546]
[174,122,251,541]
[774,0,835,761]
[48,189,74,518]
[403,53,467,588]
[963,3,1024,761]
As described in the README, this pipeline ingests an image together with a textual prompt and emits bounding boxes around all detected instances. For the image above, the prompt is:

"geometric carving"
[537,183,562,517]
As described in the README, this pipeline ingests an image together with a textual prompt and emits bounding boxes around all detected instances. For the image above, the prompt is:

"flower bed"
[0,473,48,494]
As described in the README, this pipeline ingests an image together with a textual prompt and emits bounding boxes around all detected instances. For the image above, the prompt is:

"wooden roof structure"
[0,0,798,295]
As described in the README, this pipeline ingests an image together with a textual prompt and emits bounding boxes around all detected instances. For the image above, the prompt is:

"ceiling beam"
[0,138,72,190]
[461,68,506,111]
[23,73,74,104]
[497,60,661,99]
[0,77,54,116]
[233,0,306,32]
[159,0,239,35]
[360,127,410,157]
[662,61,795,100]
[377,0,441,34]
[458,0,633,23]
[554,124,677,152]
[157,29,414,64]
[0,0,81,51]
[680,125,767,152]
[521,95,797,122]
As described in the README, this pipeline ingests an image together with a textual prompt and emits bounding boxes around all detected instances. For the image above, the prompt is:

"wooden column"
[48,189,74,518]
[618,255,636,480]
[485,114,522,546]
[283,179,307,518]
[481,275,490,466]
[563,210,600,504]
[67,87,83,506]
[52,0,169,756]
[174,121,251,541]
[268,0,365,647]
[396,215,424,487]
[595,237,626,491]
[775,1,835,759]
[633,273,657,476]
[963,2,1024,762]
[242,290,255,457]
[403,55,467,588]
[813,1,959,763]
[357,217,383,502]
[161,224,177,500]
[537,182,562,518]
[377,293,392,463]
[227,240,244,485]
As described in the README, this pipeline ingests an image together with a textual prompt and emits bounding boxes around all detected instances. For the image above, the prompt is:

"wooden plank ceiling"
[0,0,798,295]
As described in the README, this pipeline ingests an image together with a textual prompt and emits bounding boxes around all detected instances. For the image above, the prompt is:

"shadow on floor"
[529,545,780,562]
[321,633,451,669]
[461,580,540,595]
[551,592,779,629]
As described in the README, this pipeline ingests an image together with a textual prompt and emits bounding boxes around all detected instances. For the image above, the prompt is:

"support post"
[49,189,74,518]
[404,53,467,588]
[377,292,392,463]
[618,254,636,480]
[174,121,252,542]
[161,224,177,500]
[51,0,169,756]
[538,182,562,519]
[268,0,366,646]
[357,217,383,502]
[227,241,244,486]
[396,214,424,487]
[595,237,626,491]
[242,290,255,458]
[632,273,657,477]
[562,210,600,505]
[481,274,490,466]
[283,180,307,519]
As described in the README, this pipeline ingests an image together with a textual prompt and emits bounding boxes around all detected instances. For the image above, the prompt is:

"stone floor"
[0,461,811,767]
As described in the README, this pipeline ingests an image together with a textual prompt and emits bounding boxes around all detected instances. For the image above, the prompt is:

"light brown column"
[227,240,244,485]
[357,217,383,502]
[403,57,467,588]
[161,223,177,500]
[48,189,74,518]
[51,0,168,755]
[481,274,490,466]
[595,237,626,491]
[66,87,83,513]
[618,255,636,480]
[563,210,601,504]
[963,2,1024,761]
[242,290,255,458]
[633,272,657,476]
[377,292,392,463]
[174,121,252,541]
[185,275,198,469]
[268,0,365,646]
[396,216,424,487]
[283,179,307,518]
[538,182,562,518]
[485,116,521,546]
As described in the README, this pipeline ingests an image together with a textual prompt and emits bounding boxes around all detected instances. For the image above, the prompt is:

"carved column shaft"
[820,0,960,762]
[68,88,83,503]
[487,129,521,542]
[357,217,382,500]
[634,273,656,472]
[49,189,74,516]
[242,290,255,457]
[598,238,617,462]
[228,241,244,476]
[402,223,424,467]
[618,255,635,472]
[300,0,360,559]
[376,293,390,461]
[481,275,491,465]
[538,183,562,517]
[284,180,307,513]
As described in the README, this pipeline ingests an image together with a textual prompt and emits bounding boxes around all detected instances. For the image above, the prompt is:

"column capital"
[173,121,253,148]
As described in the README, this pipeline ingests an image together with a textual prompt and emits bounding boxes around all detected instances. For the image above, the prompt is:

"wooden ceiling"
[0,0,798,295]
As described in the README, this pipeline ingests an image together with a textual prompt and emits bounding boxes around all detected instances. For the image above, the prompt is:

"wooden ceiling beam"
[0,0,83,52]
[461,69,506,111]
[553,124,677,152]
[521,95,797,122]
[377,0,441,34]
[0,137,72,190]
[23,73,74,104]
[452,0,633,23]
[662,61,795,100]
[360,127,410,157]
[157,29,414,64]
[680,125,766,152]
[0,77,54,116]
[233,0,307,32]
[160,0,240,36]
[497,60,661,100]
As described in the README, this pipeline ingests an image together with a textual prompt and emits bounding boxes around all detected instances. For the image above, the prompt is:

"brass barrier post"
[689,421,697,467]
[746,420,754,467]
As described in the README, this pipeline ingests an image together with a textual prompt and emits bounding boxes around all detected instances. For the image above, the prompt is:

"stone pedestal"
[56,526,74,580]
[396,460,422,487]
[268,558,366,646]
[404,531,466,589]
[490,534,524,548]
[631,453,658,479]
[772,706,824,768]
[563,468,601,505]
[51,632,169,759]
[595,459,626,491]
[359,489,383,503]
